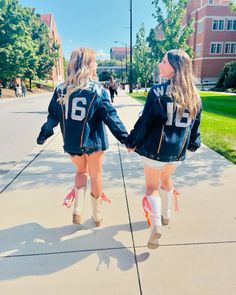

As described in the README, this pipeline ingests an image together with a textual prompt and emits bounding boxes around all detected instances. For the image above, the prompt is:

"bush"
[215,61,236,91]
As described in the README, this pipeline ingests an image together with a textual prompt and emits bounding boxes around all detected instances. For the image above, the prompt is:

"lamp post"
[114,41,127,83]
[129,0,133,93]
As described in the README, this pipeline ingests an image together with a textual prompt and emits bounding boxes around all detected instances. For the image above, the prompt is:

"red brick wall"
[183,0,236,81]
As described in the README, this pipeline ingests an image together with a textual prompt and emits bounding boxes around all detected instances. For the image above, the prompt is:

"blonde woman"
[37,48,128,226]
[126,49,202,249]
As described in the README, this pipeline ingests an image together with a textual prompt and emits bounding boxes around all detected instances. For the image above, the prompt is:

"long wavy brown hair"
[63,48,97,103]
[167,49,201,119]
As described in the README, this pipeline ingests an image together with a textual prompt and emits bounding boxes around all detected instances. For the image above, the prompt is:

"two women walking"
[37,47,201,249]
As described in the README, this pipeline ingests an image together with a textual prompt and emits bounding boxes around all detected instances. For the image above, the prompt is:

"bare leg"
[86,151,104,198]
[160,164,176,191]
[70,154,88,189]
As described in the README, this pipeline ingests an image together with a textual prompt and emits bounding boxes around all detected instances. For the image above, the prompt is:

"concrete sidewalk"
[0,90,235,295]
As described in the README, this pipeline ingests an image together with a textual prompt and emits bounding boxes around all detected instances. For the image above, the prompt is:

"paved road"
[0,93,52,177]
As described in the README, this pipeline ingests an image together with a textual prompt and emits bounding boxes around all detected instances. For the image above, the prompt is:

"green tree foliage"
[0,0,58,81]
[63,56,68,80]
[147,0,194,62]
[229,1,236,13]
[215,61,236,91]
[133,24,154,90]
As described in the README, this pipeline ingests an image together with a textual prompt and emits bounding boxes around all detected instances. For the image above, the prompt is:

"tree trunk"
[29,79,32,91]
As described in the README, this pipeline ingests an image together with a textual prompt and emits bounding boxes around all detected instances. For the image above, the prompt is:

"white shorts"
[141,156,181,169]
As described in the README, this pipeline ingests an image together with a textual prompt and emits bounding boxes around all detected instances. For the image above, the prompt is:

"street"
[0,93,52,177]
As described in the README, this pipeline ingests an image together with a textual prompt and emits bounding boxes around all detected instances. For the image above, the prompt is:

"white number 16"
[166,102,191,127]
[65,97,87,121]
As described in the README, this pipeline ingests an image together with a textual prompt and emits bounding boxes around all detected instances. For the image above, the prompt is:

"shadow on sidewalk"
[2,145,233,195]
[0,221,149,280]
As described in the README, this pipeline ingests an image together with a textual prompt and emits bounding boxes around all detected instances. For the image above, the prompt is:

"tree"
[0,0,59,85]
[0,0,37,79]
[229,1,236,13]
[147,0,194,62]
[215,61,236,91]
[63,57,68,80]
[133,24,154,91]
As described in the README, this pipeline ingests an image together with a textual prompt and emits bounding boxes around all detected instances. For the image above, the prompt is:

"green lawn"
[128,91,236,164]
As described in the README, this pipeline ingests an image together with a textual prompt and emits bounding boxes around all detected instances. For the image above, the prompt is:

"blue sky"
[19,0,163,60]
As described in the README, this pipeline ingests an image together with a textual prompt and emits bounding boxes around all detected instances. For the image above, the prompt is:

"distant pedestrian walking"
[37,48,128,227]
[15,84,22,97]
[107,76,118,103]
[21,82,27,97]
[126,49,202,249]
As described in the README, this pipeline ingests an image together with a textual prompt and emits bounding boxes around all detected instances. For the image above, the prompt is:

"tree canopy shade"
[0,0,59,81]
[147,0,194,62]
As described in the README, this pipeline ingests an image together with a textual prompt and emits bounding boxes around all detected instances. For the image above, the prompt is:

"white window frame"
[212,19,225,31]
[197,21,203,34]
[210,42,223,54]
[195,43,202,56]
[226,19,236,31]
[224,42,236,54]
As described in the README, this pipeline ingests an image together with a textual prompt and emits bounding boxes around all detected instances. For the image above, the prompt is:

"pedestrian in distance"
[21,82,27,97]
[37,48,128,227]
[126,49,202,249]
[107,76,118,103]
[15,83,22,97]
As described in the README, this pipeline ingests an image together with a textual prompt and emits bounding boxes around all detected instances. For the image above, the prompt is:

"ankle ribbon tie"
[101,193,111,204]
[63,188,75,208]
[173,189,180,212]
[142,196,152,226]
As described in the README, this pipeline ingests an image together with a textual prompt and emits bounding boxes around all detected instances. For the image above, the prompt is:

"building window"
[195,44,202,56]
[208,0,214,4]
[225,42,236,54]
[210,43,223,54]
[212,19,224,31]
[226,19,236,31]
[197,22,203,34]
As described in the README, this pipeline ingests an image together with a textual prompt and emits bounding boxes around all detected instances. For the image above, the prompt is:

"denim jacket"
[126,81,202,162]
[37,81,128,154]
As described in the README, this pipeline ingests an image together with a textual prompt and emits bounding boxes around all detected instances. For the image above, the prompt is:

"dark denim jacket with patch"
[37,81,128,154]
[126,81,202,162]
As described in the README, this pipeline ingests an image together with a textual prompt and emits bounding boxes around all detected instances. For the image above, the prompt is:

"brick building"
[184,0,236,82]
[41,14,64,85]
[110,47,129,61]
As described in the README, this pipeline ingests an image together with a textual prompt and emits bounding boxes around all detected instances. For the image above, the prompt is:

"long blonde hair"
[63,48,98,103]
[167,49,201,119]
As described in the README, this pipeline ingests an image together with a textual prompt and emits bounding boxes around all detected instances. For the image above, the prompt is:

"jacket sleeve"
[37,89,60,145]
[126,89,164,148]
[187,107,202,152]
[98,88,128,143]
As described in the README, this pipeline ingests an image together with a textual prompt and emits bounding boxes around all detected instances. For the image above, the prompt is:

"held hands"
[126,147,136,153]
